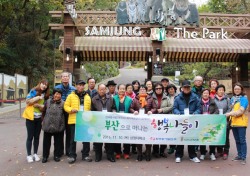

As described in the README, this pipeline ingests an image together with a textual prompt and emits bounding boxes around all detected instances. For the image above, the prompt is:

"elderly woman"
[226,83,249,165]
[151,83,173,158]
[130,85,157,161]
[42,89,65,163]
[199,88,219,161]
[113,84,133,160]
[214,84,231,159]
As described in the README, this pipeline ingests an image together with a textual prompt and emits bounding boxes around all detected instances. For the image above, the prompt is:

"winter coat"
[228,95,248,127]
[64,91,91,124]
[130,95,157,114]
[192,86,205,98]
[200,98,219,114]
[214,95,230,114]
[152,93,173,114]
[91,94,116,112]
[113,95,133,113]
[54,83,76,101]
[173,92,201,115]
[86,89,98,99]
[42,98,65,133]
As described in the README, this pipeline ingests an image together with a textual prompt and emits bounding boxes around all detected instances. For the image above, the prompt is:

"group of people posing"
[23,72,248,165]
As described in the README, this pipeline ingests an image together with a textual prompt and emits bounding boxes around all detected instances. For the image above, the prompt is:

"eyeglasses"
[155,88,162,90]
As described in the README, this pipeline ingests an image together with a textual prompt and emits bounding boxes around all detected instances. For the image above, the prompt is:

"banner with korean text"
[75,111,227,145]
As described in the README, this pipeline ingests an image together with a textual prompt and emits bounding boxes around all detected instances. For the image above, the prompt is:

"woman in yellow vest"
[226,83,248,165]
[23,79,50,163]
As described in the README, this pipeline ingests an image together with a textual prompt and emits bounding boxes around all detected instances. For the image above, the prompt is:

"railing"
[49,11,250,39]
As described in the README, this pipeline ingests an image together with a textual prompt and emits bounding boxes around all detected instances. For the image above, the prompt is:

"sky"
[189,0,209,7]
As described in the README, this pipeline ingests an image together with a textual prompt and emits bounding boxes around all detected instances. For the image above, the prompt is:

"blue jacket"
[55,84,76,101]
[173,92,201,115]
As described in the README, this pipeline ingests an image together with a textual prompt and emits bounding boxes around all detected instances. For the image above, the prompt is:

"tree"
[198,0,250,13]
[0,0,63,88]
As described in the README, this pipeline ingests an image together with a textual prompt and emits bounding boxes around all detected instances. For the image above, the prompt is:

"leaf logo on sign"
[150,28,166,41]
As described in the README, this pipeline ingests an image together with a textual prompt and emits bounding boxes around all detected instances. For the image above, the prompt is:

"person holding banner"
[91,83,116,162]
[173,80,201,163]
[130,85,157,161]
[113,84,133,160]
[226,83,249,165]
[41,88,65,163]
[23,79,50,163]
[214,84,231,160]
[152,83,173,158]
[199,88,219,161]
[64,80,92,164]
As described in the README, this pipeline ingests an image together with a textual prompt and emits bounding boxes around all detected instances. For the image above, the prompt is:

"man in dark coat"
[173,80,201,163]
[91,84,116,162]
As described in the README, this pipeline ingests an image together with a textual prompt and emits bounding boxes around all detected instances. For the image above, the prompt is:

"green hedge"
[84,61,119,82]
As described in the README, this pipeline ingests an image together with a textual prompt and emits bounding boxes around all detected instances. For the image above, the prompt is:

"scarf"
[202,98,210,114]
[215,94,224,101]
[156,94,163,109]
[125,91,136,100]
[210,90,216,99]
[139,93,148,108]
[232,95,242,105]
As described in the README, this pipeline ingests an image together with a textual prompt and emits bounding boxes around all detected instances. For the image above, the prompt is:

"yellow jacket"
[64,91,91,124]
[230,102,248,127]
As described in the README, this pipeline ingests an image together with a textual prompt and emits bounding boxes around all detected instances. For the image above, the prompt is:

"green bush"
[84,61,119,82]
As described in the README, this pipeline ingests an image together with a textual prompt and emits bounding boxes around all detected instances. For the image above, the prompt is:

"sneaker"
[190,157,200,163]
[124,154,130,159]
[241,159,246,165]
[33,154,40,162]
[210,153,216,161]
[223,154,228,160]
[115,154,121,159]
[83,156,92,162]
[68,157,76,164]
[200,155,205,160]
[175,157,181,163]
[232,156,242,161]
[27,155,34,163]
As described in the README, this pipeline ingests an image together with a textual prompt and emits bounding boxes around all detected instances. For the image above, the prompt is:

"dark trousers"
[217,127,231,154]
[94,142,115,160]
[82,142,90,158]
[200,145,216,155]
[175,145,197,159]
[114,143,130,155]
[68,124,90,159]
[69,124,77,159]
[137,144,152,156]
[61,113,71,156]
[26,118,42,156]
[153,145,167,154]
[43,131,64,158]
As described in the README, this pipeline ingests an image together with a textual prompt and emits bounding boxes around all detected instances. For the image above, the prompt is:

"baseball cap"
[182,80,191,87]
[76,80,86,85]
[161,78,169,82]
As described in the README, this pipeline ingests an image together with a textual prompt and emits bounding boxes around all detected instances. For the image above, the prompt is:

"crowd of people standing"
[23,72,248,165]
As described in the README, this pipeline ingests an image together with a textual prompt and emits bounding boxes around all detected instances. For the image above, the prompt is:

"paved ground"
[0,113,249,176]
[0,68,249,176]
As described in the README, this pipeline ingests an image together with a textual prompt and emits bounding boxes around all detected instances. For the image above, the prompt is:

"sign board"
[75,111,227,145]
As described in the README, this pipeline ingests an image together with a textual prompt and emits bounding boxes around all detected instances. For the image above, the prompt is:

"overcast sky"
[189,0,209,6]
